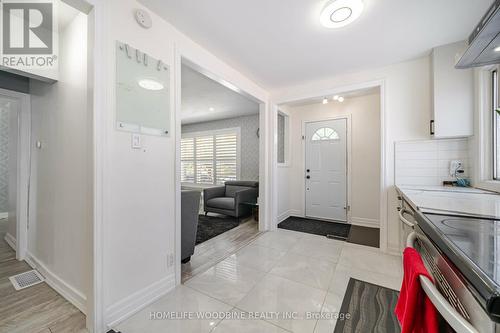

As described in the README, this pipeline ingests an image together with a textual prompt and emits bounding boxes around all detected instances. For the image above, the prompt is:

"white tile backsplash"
[395,139,469,186]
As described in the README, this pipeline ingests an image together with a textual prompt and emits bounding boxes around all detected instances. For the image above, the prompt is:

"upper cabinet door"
[431,41,474,138]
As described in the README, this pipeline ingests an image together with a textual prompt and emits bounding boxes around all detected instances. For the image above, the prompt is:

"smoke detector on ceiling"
[135,9,152,29]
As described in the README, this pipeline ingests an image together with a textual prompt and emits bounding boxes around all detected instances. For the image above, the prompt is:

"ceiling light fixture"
[138,78,164,91]
[209,107,215,111]
[322,97,329,104]
[495,46,500,53]
[320,0,364,29]
[333,95,339,100]
[338,96,345,102]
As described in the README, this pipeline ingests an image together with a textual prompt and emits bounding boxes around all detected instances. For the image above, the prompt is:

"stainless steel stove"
[413,211,500,333]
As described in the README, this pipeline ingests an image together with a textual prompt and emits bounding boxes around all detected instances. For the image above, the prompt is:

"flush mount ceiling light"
[138,78,164,91]
[495,46,500,53]
[338,96,345,102]
[320,0,364,29]
[333,95,339,100]
[209,107,215,111]
[322,97,329,104]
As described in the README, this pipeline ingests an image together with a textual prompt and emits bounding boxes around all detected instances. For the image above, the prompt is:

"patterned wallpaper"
[182,114,260,181]
[0,107,9,213]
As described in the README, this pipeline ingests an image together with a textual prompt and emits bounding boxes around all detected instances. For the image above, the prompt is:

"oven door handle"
[406,232,478,333]
[399,208,415,228]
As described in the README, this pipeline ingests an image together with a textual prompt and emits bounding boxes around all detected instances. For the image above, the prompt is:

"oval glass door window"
[311,127,340,141]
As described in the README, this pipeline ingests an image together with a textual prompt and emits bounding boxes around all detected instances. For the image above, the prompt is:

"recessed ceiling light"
[495,46,500,53]
[320,0,364,29]
[138,79,164,91]
[322,97,329,104]
[209,107,215,111]
[333,95,339,100]
[338,96,345,102]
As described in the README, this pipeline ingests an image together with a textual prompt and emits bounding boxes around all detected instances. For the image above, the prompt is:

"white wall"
[395,139,470,186]
[29,12,90,312]
[278,93,381,227]
[272,56,432,253]
[93,0,270,327]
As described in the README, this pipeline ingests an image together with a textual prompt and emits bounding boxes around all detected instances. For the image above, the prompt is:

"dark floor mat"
[196,215,241,244]
[335,278,401,333]
[278,216,351,239]
[347,225,380,248]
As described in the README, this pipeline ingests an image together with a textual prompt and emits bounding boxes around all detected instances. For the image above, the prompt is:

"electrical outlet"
[450,160,463,176]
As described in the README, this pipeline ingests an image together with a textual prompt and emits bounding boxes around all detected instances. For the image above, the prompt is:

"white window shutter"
[181,130,239,185]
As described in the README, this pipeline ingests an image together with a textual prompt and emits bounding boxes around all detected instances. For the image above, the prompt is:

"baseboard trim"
[105,274,176,329]
[278,210,290,223]
[24,252,87,314]
[0,212,8,219]
[4,233,16,250]
[288,210,302,218]
[350,217,379,228]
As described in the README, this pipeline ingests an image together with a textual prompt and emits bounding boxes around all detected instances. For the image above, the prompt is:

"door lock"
[306,175,310,179]
[306,169,310,173]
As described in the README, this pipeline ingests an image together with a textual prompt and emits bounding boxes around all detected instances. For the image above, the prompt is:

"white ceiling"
[181,64,259,124]
[285,86,380,107]
[139,0,492,90]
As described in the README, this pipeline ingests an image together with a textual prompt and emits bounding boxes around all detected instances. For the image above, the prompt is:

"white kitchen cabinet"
[431,41,474,138]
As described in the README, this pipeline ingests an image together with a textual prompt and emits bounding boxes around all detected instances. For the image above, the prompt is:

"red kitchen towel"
[395,247,439,333]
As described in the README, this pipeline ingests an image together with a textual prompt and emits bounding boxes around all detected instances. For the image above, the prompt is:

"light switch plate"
[132,133,141,149]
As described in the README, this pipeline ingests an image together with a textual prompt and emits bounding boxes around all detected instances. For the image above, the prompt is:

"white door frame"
[174,55,271,285]
[302,116,351,223]
[0,88,30,261]
[273,79,387,252]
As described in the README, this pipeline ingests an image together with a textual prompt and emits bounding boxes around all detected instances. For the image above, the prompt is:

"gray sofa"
[181,190,201,263]
[203,181,258,218]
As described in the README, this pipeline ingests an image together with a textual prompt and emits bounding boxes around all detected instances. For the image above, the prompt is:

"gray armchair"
[203,181,258,218]
[181,190,201,263]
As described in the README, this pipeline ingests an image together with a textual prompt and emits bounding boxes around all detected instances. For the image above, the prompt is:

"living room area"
[179,61,262,281]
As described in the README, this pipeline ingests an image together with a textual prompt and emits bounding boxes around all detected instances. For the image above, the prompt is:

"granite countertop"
[396,185,500,218]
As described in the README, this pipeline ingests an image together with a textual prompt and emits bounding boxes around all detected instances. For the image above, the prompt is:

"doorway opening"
[179,59,266,282]
[0,0,94,331]
[276,87,381,248]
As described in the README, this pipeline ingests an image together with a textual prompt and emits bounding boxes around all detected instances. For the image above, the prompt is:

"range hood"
[456,0,500,69]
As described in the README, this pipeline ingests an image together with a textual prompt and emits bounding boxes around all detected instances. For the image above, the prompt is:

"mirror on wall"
[116,41,170,136]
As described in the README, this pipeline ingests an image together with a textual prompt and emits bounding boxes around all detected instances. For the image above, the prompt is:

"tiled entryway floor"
[117,229,403,333]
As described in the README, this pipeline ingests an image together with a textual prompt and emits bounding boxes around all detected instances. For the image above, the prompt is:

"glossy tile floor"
[117,229,403,333]
[182,218,261,282]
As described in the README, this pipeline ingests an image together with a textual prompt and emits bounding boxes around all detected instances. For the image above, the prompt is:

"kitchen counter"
[396,185,500,218]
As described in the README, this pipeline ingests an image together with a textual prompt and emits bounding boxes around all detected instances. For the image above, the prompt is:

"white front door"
[305,119,347,222]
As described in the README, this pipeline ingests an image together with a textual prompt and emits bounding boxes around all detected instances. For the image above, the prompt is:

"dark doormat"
[278,216,351,239]
[196,215,241,245]
[334,278,401,333]
[347,225,380,248]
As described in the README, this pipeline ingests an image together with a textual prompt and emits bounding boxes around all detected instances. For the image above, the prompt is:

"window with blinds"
[181,129,239,185]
